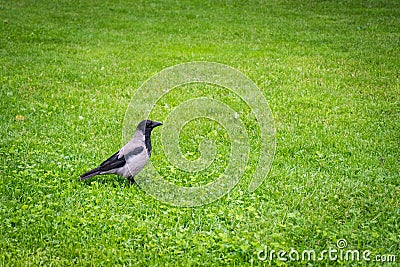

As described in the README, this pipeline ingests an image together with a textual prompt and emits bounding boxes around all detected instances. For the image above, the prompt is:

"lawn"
[1,0,399,266]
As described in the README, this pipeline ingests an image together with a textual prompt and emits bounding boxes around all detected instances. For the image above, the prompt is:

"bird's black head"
[137,120,162,154]
[137,119,163,134]
[146,119,163,129]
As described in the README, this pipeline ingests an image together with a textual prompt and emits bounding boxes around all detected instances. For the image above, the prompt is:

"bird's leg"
[127,176,136,184]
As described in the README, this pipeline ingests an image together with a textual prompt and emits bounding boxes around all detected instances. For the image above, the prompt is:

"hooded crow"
[80,119,162,182]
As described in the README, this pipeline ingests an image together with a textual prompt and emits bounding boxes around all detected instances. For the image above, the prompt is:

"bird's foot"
[127,176,136,184]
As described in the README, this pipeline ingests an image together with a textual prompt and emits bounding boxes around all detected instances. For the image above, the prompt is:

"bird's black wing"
[80,151,126,180]
[98,151,126,172]
[125,146,144,158]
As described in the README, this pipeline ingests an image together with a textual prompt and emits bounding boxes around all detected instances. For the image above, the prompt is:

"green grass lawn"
[1,0,399,265]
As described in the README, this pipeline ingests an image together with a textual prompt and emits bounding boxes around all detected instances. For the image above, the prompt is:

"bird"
[80,119,162,183]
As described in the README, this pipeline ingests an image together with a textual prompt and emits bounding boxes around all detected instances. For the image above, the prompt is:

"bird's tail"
[80,167,101,180]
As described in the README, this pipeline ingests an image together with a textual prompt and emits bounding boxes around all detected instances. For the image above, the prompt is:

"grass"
[1,0,399,265]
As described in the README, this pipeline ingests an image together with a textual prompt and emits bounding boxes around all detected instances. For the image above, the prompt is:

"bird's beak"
[152,121,163,128]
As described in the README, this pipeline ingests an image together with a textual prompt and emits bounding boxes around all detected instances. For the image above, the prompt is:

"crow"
[80,119,162,182]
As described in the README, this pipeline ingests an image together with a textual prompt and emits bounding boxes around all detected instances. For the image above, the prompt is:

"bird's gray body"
[110,127,149,178]
[80,120,162,181]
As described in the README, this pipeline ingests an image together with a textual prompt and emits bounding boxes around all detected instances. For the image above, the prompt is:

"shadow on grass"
[80,176,138,189]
